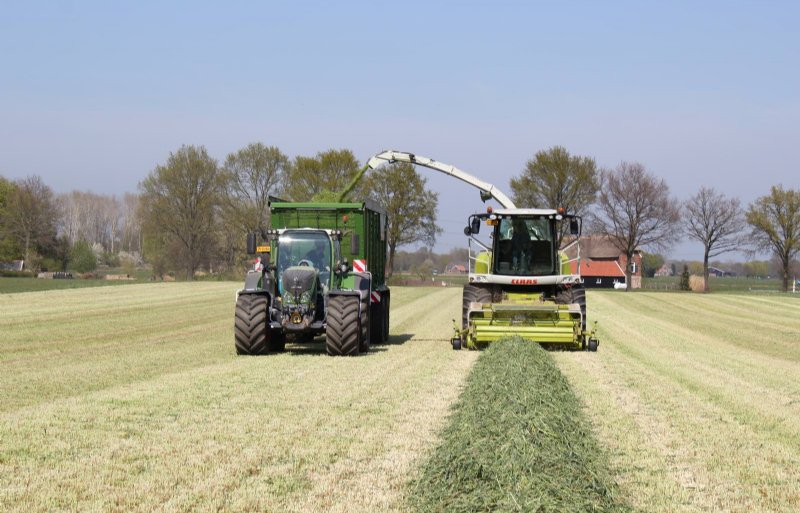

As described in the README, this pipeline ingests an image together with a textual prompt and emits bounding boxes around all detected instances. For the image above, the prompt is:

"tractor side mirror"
[334,260,349,275]
[350,234,360,255]
[569,219,580,236]
[246,233,256,254]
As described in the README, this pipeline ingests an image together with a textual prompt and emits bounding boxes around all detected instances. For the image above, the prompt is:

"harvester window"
[496,217,553,275]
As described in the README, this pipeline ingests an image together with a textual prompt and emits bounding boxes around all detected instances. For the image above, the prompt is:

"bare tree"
[684,187,746,292]
[510,146,599,246]
[5,176,59,266]
[746,185,800,292]
[593,162,681,291]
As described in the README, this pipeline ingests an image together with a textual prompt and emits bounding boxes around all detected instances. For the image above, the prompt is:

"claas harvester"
[366,151,599,351]
[235,201,390,356]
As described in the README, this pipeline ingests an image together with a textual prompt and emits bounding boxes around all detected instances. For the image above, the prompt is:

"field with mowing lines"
[2,283,800,512]
[0,284,476,512]
[554,291,800,513]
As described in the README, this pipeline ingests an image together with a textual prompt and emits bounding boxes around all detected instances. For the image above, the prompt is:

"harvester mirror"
[351,234,360,255]
[246,233,256,254]
[334,260,349,275]
[569,219,580,235]
[470,217,481,234]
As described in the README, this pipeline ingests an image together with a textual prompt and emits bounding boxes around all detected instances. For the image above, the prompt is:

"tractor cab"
[275,229,339,294]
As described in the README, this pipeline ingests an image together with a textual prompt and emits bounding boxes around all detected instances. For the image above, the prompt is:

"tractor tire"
[325,295,361,356]
[359,298,370,353]
[269,331,287,352]
[462,284,492,330]
[234,294,270,355]
[370,293,385,345]
[556,284,587,331]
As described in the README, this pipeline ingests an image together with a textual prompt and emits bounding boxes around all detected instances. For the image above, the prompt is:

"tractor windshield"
[494,217,554,276]
[277,231,332,284]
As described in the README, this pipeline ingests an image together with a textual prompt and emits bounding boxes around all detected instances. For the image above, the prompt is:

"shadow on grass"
[283,333,414,356]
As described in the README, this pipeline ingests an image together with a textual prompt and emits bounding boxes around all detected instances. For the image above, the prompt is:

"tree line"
[0,144,439,279]
[1,143,798,292]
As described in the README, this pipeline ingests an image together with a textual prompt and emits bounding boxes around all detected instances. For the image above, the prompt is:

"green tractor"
[234,201,390,356]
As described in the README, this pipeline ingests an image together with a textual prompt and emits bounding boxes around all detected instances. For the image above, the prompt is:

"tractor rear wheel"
[234,294,270,355]
[325,295,361,356]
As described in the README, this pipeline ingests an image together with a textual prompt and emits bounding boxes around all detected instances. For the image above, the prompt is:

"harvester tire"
[382,292,390,342]
[234,294,270,355]
[359,298,370,353]
[587,338,599,352]
[556,284,587,332]
[462,285,492,330]
[325,295,361,356]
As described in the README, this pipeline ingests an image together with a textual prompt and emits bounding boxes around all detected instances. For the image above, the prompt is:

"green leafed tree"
[0,176,20,261]
[363,162,442,276]
[641,252,665,278]
[139,145,223,280]
[220,142,289,243]
[284,149,364,201]
[745,185,800,292]
[3,175,59,267]
[70,240,97,273]
[510,146,599,245]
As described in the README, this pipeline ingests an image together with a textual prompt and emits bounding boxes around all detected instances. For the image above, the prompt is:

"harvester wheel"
[325,295,361,356]
[451,337,462,350]
[234,294,270,355]
[462,285,492,330]
[359,298,370,353]
[556,284,587,332]
[587,338,599,352]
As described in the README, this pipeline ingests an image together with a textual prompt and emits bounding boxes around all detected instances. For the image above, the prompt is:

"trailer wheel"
[383,292,390,342]
[359,298,370,353]
[234,294,270,355]
[370,293,385,344]
[325,295,361,356]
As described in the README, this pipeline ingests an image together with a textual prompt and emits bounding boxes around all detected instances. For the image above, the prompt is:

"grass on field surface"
[409,339,629,513]
[0,276,143,294]
[554,291,800,513]
[642,275,785,292]
[0,284,478,513]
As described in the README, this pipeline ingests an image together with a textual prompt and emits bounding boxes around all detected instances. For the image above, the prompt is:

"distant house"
[654,263,673,277]
[446,263,467,274]
[708,266,734,277]
[564,237,643,289]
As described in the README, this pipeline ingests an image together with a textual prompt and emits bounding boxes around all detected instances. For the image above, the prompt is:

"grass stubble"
[0,284,478,512]
[553,291,800,513]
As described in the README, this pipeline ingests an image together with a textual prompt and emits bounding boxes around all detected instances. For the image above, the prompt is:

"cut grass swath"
[408,338,629,513]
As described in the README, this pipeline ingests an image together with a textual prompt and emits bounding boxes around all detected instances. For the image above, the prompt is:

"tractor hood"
[281,266,319,306]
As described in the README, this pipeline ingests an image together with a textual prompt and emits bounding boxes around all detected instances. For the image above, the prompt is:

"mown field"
[553,291,800,513]
[0,284,477,512]
[2,284,800,512]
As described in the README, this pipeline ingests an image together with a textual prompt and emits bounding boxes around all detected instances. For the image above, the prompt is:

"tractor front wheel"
[325,295,361,356]
[234,294,270,355]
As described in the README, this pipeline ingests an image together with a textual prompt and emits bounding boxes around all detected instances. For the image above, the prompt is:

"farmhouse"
[565,236,643,289]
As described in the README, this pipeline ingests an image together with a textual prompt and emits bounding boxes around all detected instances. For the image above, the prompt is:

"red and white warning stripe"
[371,291,381,303]
[352,259,367,273]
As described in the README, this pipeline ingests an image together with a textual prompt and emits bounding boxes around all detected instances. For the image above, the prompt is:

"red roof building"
[565,236,642,289]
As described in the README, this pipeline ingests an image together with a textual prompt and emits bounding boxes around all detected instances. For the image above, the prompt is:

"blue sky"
[1,1,798,259]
